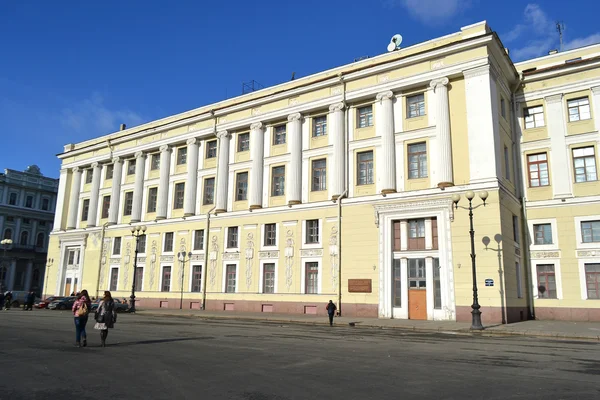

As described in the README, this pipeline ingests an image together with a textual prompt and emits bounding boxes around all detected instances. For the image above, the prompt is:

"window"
[6,216,14,222]
[134,267,143,292]
[393,259,402,307]
[36,232,45,248]
[516,262,523,298]
[572,147,597,183]
[123,192,133,216]
[357,105,373,128]
[432,218,438,249]
[527,153,549,187]
[206,140,217,159]
[524,106,545,129]
[109,268,119,291]
[273,124,286,145]
[174,183,185,209]
[407,93,425,118]
[164,232,174,252]
[271,166,285,196]
[357,151,374,185]
[264,224,276,247]
[533,224,553,245]
[225,264,237,293]
[25,196,33,208]
[23,218,30,225]
[113,237,122,256]
[305,262,319,294]
[393,221,401,251]
[137,235,146,254]
[408,219,425,250]
[193,230,204,251]
[311,159,327,191]
[263,263,275,293]
[501,98,506,118]
[101,196,111,219]
[147,187,158,213]
[105,164,114,180]
[238,133,250,152]
[581,220,600,243]
[567,97,591,122]
[191,265,202,292]
[536,264,557,299]
[3,229,12,240]
[227,227,238,249]
[433,258,441,309]
[408,142,427,179]
[85,169,93,184]
[513,215,520,245]
[41,198,50,211]
[312,116,327,137]
[127,160,136,175]
[504,145,510,180]
[81,199,90,221]
[67,249,79,265]
[150,154,160,170]
[20,231,29,246]
[585,264,600,299]
[176,147,187,165]
[161,266,172,292]
[38,221,46,226]
[236,172,248,201]
[408,259,426,289]
[306,219,319,244]
[203,178,215,205]
[9,193,17,205]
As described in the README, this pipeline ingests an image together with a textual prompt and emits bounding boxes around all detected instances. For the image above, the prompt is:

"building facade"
[47,21,600,323]
[0,166,58,295]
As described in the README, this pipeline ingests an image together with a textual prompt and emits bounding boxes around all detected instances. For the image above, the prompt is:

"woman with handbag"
[94,290,117,347]
[72,289,92,347]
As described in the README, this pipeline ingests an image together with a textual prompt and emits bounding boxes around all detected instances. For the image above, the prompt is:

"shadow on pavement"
[109,336,215,347]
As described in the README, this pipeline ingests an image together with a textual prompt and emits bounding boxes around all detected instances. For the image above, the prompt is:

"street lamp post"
[452,190,488,331]
[129,225,147,313]
[1,239,13,292]
[43,258,54,300]
[178,251,192,310]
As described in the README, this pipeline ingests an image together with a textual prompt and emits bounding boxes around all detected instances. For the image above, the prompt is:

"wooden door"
[64,278,72,296]
[408,290,427,320]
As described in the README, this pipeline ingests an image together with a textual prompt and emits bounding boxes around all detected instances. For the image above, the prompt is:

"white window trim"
[135,264,145,292]
[112,237,122,256]
[191,229,205,254]
[159,263,173,292]
[189,263,203,293]
[260,223,279,251]
[300,257,322,295]
[224,226,241,252]
[107,265,120,291]
[578,258,600,300]
[530,259,563,300]
[574,215,600,250]
[302,218,323,249]
[222,261,240,293]
[162,232,175,254]
[258,259,279,294]
[527,218,559,251]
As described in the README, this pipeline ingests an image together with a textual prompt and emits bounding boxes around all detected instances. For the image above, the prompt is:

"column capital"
[71,167,81,173]
[186,138,198,146]
[545,93,563,104]
[216,130,230,139]
[376,91,394,101]
[91,162,100,168]
[250,122,264,130]
[287,113,302,122]
[591,86,600,95]
[159,145,172,153]
[112,156,122,164]
[134,151,146,159]
[429,77,449,90]
[329,102,345,112]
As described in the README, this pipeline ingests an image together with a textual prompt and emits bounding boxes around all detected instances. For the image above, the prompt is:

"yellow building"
[47,21,599,323]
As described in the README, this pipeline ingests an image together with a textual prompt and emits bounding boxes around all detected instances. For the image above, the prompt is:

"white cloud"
[60,93,145,136]
[564,33,600,51]
[384,0,470,25]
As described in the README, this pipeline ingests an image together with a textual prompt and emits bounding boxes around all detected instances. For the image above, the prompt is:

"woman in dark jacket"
[94,291,117,347]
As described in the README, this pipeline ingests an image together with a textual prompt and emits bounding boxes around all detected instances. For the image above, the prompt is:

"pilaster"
[184,138,200,216]
[430,77,453,188]
[287,113,302,205]
[156,145,172,220]
[86,162,102,227]
[108,157,123,225]
[545,94,573,198]
[376,91,396,194]
[66,167,82,230]
[330,103,345,199]
[131,151,147,222]
[53,168,69,231]
[215,131,230,213]
[249,122,265,210]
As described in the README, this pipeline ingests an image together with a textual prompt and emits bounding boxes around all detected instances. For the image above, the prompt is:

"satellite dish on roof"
[387,34,403,52]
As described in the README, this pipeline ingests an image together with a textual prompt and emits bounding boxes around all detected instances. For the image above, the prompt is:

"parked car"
[35,296,65,309]
[48,296,76,310]
[90,298,129,313]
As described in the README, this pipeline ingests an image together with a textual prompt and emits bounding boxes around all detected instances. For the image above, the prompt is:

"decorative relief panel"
[137,257,146,263]
[160,255,174,262]
[430,59,445,70]
[577,250,599,258]
[377,74,389,83]
[191,254,204,261]
[300,249,323,257]
[251,107,261,116]
[209,236,219,289]
[99,239,109,288]
[223,252,240,260]
[288,97,299,106]
[530,251,561,259]
[245,233,254,289]
[149,240,157,290]
[329,226,339,293]
[284,230,294,291]
[330,86,342,96]
[123,242,132,289]
[259,251,280,259]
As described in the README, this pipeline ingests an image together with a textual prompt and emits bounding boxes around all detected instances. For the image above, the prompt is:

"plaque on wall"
[348,279,372,293]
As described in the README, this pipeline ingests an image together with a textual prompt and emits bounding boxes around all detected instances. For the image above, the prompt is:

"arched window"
[3,229,12,240]
[36,232,45,248]
[20,231,29,246]
[31,268,41,291]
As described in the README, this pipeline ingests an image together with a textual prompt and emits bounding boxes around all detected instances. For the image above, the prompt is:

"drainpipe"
[201,206,216,310]
[95,222,110,299]
[336,190,348,316]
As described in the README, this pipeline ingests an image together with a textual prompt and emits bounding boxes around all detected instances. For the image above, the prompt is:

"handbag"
[77,302,88,317]
[95,311,105,323]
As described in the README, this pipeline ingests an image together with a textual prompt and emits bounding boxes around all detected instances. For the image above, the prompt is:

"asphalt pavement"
[0,310,599,400]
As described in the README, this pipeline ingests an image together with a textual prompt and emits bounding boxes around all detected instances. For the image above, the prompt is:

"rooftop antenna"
[291,72,295,81]
[556,21,564,52]
[387,34,403,52]
[242,80,264,95]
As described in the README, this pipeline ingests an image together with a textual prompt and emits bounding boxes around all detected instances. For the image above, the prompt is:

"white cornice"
[515,76,600,102]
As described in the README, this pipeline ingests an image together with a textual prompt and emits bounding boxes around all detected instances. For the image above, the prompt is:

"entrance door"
[64,278,72,296]
[408,258,427,320]
[392,259,403,318]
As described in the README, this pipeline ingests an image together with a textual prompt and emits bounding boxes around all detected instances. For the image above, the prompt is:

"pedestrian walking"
[94,291,117,347]
[0,292,4,309]
[326,300,337,326]
[4,291,13,310]
[72,289,91,347]
[24,291,35,311]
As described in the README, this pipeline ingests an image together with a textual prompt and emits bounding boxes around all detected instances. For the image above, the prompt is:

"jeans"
[74,316,88,343]
[328,313,334,325]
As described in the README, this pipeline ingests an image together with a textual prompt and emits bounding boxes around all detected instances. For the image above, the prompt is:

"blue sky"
[1,0,599,178]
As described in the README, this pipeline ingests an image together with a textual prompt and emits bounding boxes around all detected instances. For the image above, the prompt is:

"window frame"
[203,177,215,205]
[524,105,545,129]
[223,262,238,293]
[193,229,205,251]
[357,105,373,128]
[235,171,248,201]
[584,263,600,300]
[533,223,553,245]
[567,97,591,122]
[173,182,185,209]
[8,192,18,206]
[262,223,278,249]
[572,146,597,183]
[271,165,285,197]
[123,191,133,216]
[312,115,327,137]
[41,197,50,211]
[356,150,374,185]
[190,264,203,293]
[407,142,428,179]
[134,266,144,292]
[237,133,250,152]
[36,232,45,248]
[406,93,426,119]
[176,147,187,165]
[303,219,321,248]
[147,187,158,213]
[226,226,239,250]
[259,261,277,294]
[25,195,34,208]
[581,220,600,244]
[109,267,119,292]
[311,158,327,192]
[535,264,557,299]
[302,259,321,294]
[273,124,287,145]
[163,232,174,253]
[574,216,600,249]
[127,160,136,175]
[101,195,111,219]
[112,237,122,256]
[137,235,146,254]
[150,153,160,170]
[105,164,114,180]
[527,153,550,187]
[81,199,90,221]
[206,140,217,159]
[160,265,172,292]
[85,168,93,184]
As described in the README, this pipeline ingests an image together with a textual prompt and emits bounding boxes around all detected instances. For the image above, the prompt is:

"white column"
[430,77,454,188]
[592,87,600,132]
[108,157,123,225]
[215,131,230,213]
[24,261,33,291]
[287,113,303,205]
[249,122,265,210]
[131,151,147,222]
[53,168,69,231]
[184,138,200,216]
[66,167,82,230]
[156,145,172,220]
[86,162,102,227]
[330,103,345,199]
[376,91,396,194]
[546,94,572,198]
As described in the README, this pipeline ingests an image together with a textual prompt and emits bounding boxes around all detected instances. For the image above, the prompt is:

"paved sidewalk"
[136,309,600,341]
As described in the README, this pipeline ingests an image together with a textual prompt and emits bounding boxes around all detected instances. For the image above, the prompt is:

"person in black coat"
[4,291,13,310]
[25,291,35,311]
